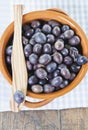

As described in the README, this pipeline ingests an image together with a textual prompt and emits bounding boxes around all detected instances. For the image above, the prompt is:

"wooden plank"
[0,112,14,130]
[0,110,60,130]
[60,108,88,130]
[1,108,88,130]
[23,111,60,130]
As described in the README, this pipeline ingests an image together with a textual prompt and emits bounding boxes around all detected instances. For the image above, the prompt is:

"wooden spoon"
[10,4,28,112]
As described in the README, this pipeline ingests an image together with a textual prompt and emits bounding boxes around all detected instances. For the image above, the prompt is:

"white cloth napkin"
[0,0,88,111]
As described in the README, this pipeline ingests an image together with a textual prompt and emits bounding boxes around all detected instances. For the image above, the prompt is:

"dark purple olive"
[76,55,88,65]
[26,60,32,70]
[14,90,24,104]
[61,68,71,79]
[37,64,45,68]
[61,48,69,56]
[39,79,47,85]
[44,84,55,93]
[35,28,41,33]
[6,56,11,64]
[29,38,36,46]
[53,70,60,77]
[51,76,63,87]
[64,56,73,65]
[31,85,43,93]
[52,26,61,36]
[35,68,47,79]
[33,64,44,70]
[48,20,61,27]
[24,44,32,57]
[64,29,74,39]
[33,64,45,70]
[69,73,76,81]
[6,45,12,55]
[46,62,57,73]
[53,52,63,64]
[61,25,70,32]
[69,35,80,45]
[28,75,38,85]
[60,80,69,88]
[54,39,64,51]
[29,53,38,65]
[33,43,42,54]
[58,64,67,70]
[33,32,46,44]
[31,20,40,28]
[25,28,34,38]
[70,47,79,61]
[59,34,65,39]
[70,64,81,73]
[47,34,55,43]
[43,43,52,54]
[39,54,51,65]
[22,36,28,45]
[42,24,51,34]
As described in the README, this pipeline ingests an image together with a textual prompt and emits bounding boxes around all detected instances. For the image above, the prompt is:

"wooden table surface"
[0,108,88,130]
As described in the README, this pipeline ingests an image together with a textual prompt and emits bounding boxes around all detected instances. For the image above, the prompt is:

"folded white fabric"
[0,0,88,111]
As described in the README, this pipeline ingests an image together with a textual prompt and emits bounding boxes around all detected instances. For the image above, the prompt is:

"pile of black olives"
[5,20,88,94]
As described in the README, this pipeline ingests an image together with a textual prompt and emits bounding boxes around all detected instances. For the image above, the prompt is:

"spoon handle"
[10,5,28,112]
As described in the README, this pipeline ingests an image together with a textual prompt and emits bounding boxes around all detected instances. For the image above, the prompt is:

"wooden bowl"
[0,9,88,100]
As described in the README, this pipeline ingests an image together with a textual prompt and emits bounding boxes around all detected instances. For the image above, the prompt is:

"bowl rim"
[0,9,88,99]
